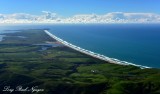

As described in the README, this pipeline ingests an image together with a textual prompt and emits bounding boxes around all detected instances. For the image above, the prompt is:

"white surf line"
[44,30,151,69]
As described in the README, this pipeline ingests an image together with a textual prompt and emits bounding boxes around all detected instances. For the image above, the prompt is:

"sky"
[0,0,160,23]
[0,0,159,17]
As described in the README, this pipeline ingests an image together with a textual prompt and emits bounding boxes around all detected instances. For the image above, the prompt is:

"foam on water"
[45,30,151,69]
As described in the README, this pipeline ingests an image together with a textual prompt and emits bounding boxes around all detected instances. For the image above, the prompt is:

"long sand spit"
[44,30,150,69]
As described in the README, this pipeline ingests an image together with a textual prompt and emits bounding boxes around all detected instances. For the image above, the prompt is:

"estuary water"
[0,24,160,68]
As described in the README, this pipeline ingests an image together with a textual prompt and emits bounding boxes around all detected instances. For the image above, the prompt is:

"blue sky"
[0,0,159,17]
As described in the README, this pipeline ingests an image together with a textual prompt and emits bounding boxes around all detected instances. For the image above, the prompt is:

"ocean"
[0,24,160,68]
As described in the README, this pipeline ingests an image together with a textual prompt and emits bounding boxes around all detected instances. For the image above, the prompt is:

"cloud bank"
[0,11,160,24]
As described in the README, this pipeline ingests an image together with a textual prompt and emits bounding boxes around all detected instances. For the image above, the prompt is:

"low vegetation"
[0,29,159,94]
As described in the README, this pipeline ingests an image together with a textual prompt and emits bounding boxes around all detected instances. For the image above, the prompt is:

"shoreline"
[44,30,151,69]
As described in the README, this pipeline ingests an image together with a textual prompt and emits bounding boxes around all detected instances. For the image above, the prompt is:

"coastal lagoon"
[0,24,160,68]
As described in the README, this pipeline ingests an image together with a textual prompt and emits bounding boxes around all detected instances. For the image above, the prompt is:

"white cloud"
[41,11,58,20]
[0,12,160,24]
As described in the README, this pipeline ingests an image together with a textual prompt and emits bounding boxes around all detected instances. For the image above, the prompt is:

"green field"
[0,29,160,94]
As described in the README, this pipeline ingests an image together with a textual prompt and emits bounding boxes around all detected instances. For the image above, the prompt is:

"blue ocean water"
[0,24,160,68]
[48,24,160,68]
